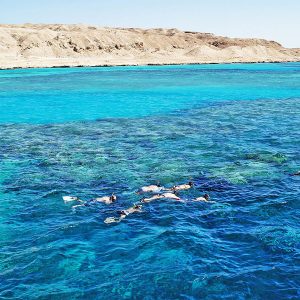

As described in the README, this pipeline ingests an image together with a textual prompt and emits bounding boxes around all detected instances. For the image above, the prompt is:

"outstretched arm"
[72,203,85,210]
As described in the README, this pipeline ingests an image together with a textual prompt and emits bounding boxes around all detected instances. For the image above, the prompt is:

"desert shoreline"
[1,24,299,71]
[1,59,299,71]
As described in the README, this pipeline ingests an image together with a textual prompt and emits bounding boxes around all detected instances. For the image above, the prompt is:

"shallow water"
[0,63,300,299]
[0,63,299,124]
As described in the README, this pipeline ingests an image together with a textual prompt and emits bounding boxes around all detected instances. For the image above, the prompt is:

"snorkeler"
[104,204,143,224]
[136,183,164,194]
[170,181,194,192]
[119,204,142,216]
[72,194,117,210]
[141,192,181,203]
[193,194,214,202]
[161,192,181,201]
[140,194,165,203]
[93,194,117,205]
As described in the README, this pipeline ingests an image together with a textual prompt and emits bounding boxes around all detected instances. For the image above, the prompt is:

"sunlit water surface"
[0,63,300,299]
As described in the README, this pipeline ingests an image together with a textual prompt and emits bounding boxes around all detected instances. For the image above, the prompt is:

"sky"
[1,0,299,48]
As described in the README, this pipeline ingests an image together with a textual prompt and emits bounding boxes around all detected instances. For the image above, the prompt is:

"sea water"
[0,63,299,299]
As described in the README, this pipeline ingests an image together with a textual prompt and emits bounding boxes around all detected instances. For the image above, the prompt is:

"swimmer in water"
[72,194,117,210]
[141,194,165,203]
[118,204,143,216]
[292,171,300,176]
[170,181,194,192]
[104,204,142,224]
[162,192,181,201]
[93,194,117,205]
[141,192,181,203]
[193,194,214,202]
[136,183,164,194]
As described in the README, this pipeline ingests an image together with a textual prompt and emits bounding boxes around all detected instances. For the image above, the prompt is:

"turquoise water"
[0,63,300,299]
[0,63,299,124]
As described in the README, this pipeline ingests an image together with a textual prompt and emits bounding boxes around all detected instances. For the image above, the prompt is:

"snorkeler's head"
[203,194,210,201]
[110,194,117,202]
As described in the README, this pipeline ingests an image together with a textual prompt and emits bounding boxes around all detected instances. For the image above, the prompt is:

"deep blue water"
[0,63,300,299]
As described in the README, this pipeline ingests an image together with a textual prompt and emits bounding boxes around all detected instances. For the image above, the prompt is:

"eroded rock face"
[0,23,299,69]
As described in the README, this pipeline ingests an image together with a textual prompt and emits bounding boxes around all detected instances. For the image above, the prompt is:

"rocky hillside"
[0,24,299,69]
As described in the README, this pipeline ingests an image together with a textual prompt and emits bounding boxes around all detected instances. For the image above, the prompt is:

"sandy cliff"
[0,24,299,69]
